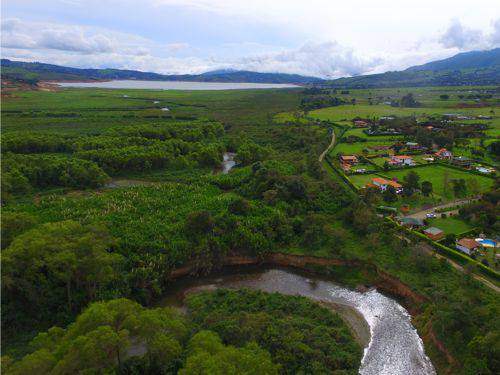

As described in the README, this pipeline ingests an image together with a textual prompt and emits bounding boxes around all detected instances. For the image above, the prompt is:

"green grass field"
[382,165,494,198]
[427,215,474,235]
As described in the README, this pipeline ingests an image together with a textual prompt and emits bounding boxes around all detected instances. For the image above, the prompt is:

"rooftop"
[424,227,444,235]
[457,238,481,249]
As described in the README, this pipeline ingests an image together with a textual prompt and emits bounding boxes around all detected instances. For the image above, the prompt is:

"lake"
[57,80,300,90]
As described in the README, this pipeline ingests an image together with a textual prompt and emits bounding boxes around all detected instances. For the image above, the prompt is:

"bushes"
[2,153,109,195]
[2,133,75,153]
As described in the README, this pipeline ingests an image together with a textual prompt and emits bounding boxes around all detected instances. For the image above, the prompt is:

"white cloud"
[1,18,147,55]
[439,18,500,50]
[230,42,381,78]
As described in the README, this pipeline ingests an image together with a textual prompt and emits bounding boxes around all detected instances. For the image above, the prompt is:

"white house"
[456,238,481,255]
[367,177,403,193]
[390,155,414,166]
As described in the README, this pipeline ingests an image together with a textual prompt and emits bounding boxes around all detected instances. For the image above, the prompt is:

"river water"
[220,152,236,174]
[160,268,436,375]
[57,80,300,90]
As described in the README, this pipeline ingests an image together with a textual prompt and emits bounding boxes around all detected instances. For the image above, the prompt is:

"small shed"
[423,227,444,241]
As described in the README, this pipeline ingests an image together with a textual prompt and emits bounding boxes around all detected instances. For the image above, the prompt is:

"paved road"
[319,128,336,162]
[405,198,479,220]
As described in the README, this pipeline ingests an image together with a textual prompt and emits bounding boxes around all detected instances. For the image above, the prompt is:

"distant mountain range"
[2,48,499,87]
[0,59,322,84]
[326,48,500,88]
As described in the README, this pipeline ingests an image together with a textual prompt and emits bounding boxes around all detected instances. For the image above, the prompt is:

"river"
[56,80,300,90]
[159,268,436,375]
[220,152,236,174]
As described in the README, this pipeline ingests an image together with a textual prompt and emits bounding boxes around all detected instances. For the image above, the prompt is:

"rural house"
[339,155,359,164]
[423,227,444,241]
[398,217,425,229]
[389,155,415,166]
[367,177,402,193]
[456,238,481,255]
[451,156,472,168]
[434,148,453,160]
[353,120,368,128]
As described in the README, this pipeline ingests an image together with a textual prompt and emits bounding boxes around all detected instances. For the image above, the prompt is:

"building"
[389,155,415,166]
[353,120,368,128]
[456,238,481,255]
[339,155,359,164]
[399,217,425,228]
[368,177,403,193]
[405,142,420,150]
[451,156,472,168]
[434,148,453,160]
[340,163,351,172]
[423,227,444,241]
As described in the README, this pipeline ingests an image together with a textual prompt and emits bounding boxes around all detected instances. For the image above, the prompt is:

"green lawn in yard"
[426,215,473,235]
[347,173,381,188]
[331,141,395,155]
[345,162,378,174]
[382,165,494,198]
[369,157,389,167]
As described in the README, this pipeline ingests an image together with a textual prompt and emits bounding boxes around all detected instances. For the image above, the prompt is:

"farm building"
[456,238,481,255]
[423,227,444,241]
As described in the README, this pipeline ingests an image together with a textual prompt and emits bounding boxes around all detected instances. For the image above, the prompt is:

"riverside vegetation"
[1,86,499,374]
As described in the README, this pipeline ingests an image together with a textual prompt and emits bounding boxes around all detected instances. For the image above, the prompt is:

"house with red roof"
[434,148,453,160]
[368,177,403,193]
[339,155,359,164]
[456,238,481,255]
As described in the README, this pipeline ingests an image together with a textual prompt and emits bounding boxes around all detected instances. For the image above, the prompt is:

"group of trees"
[187,289,362,374]
[76,141,223,173]
[2,153,110,202]
[3,287,361,375]
[2,221,123,327]
[459,189,499,232]
[300,95,345,112]
[1,122,226,200]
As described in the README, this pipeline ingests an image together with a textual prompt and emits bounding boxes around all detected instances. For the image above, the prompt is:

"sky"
[1,0,499,78]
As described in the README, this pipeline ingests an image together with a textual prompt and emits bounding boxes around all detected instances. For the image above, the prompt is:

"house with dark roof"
[399,217,425,228]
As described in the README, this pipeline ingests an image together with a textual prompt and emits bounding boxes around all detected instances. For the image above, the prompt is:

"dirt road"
[319,128,336,162]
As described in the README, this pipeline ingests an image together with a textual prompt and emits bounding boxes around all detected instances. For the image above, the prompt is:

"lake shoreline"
[54,79,302,90]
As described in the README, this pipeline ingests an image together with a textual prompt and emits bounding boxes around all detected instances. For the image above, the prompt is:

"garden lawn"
[426,216,474,235]
[381,165,495,198]
[348,173,381,188]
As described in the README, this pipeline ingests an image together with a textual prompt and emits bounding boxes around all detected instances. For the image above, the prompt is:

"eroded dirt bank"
[167,252,456,373]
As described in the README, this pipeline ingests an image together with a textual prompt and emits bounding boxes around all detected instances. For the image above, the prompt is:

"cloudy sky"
[1,0,499,78]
